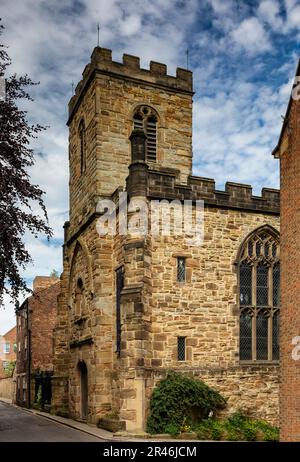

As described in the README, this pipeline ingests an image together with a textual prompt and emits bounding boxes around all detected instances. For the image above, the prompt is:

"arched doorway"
[78,361,88,420]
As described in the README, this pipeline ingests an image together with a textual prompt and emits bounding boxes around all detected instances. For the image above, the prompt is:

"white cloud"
[258,0,283,30]
[230,17,272,53]
[119,14,142,36]
[210,0,234,14]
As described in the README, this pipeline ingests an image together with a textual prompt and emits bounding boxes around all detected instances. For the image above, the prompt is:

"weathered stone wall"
[116,205,280,429]
[143,366,279,426]
[52,222,116,423]
[149,208,279,367]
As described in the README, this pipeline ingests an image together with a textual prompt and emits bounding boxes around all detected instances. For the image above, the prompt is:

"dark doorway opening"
[78,361,88,420]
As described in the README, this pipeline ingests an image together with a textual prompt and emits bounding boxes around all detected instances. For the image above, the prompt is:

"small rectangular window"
[177,257,186,282]
[177,337,186,361]
[3,343,10,354]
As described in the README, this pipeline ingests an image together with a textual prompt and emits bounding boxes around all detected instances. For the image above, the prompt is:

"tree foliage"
[0,20,52,305]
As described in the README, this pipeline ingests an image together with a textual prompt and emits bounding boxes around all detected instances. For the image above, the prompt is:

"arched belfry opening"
[133,105,158,163]
[77,361,88,420]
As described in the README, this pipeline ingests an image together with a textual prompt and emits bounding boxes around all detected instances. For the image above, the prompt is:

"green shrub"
[262,428,279,442]
[146,372,227,434]
[195,419,224,440]
[242,421,257,441]
[254,419,279,442]
[164,423,180,437]
[195,411,279,442]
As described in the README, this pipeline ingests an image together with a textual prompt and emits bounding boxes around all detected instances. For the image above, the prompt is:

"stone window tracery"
[239,228,280,362]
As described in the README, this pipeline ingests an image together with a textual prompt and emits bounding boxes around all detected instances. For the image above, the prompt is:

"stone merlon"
[68,46,193,123]
[147,169,280,214]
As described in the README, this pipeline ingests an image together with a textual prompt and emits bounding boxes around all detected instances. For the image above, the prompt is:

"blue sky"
[0,0,299,333]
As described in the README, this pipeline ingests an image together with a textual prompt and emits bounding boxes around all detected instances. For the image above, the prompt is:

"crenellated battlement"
[147,170,279,214]
[68,46,193,122]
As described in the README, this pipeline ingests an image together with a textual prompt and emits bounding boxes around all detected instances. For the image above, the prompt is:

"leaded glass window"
[272,310,280,360]
[240,263,252,305]
[177,337,186,361]
[240,311,252,360]
[238,227,280,362]
[177,257,186,283]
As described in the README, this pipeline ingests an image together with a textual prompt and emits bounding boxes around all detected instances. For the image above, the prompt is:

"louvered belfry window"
[133,106,158,163]
[239,228,280,362]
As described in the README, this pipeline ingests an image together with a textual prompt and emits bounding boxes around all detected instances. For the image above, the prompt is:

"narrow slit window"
[177,337,186,361]
[177,257,186,282]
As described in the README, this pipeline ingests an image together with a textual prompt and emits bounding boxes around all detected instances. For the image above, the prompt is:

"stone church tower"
[52,47,280,432]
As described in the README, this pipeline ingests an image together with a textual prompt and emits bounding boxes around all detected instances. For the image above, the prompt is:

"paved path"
[0,401,106,442]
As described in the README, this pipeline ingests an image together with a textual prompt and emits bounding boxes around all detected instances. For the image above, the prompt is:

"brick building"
[0,326,16,378]
[52,47,280,431]
[273,61,300,441]
[16,276,60,408]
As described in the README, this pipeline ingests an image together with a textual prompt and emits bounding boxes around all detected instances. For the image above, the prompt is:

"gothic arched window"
[79,120,86,174]
[238,227,280,362]
[133,105,157,163]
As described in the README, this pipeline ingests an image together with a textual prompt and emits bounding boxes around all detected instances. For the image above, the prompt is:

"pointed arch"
[236,224,279,264]
[237,225,280,362]
[132,105,159,163]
